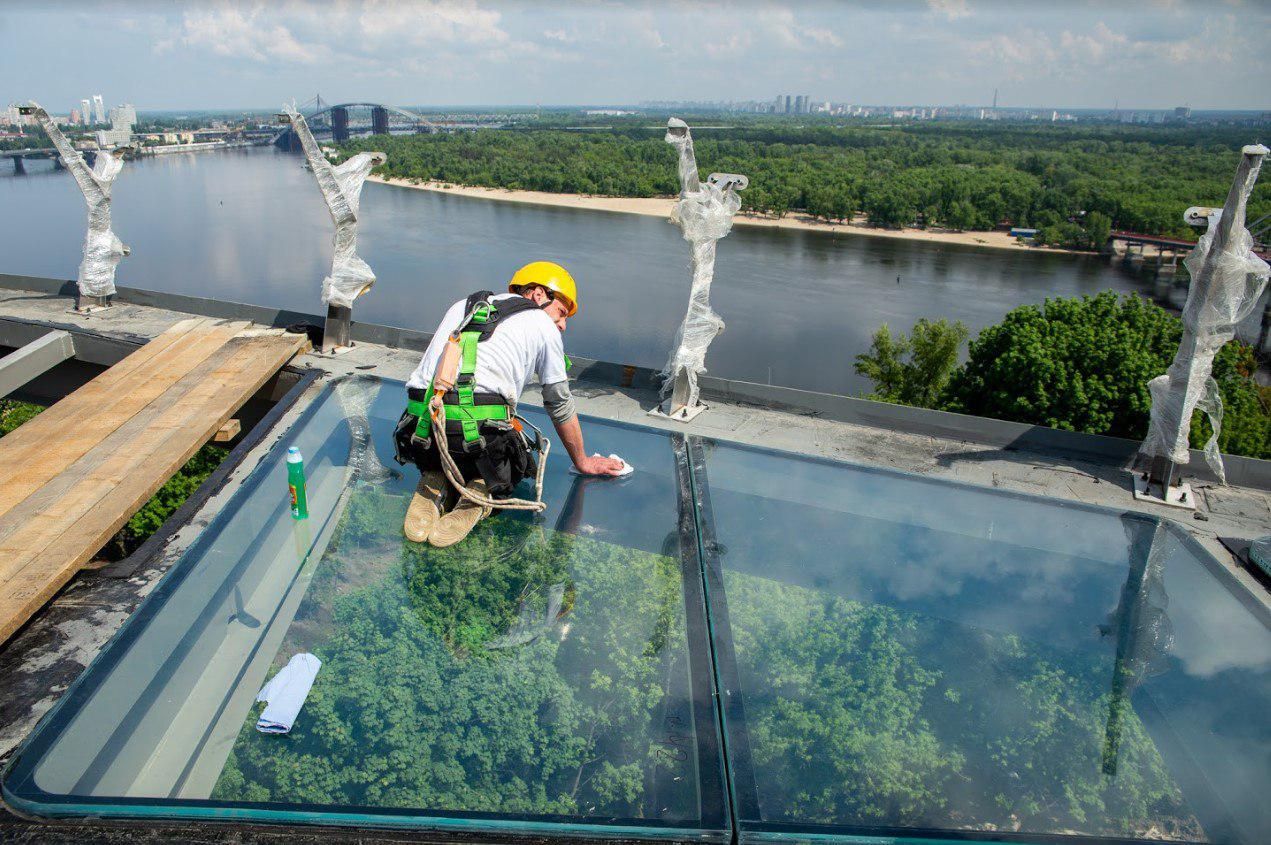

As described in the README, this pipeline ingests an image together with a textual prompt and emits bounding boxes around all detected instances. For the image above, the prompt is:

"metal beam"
[0,330,74,398]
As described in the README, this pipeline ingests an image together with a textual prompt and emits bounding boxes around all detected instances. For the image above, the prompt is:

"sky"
[2,0,1267,112]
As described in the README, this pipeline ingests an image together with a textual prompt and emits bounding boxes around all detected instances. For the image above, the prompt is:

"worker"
[394,261,625,547]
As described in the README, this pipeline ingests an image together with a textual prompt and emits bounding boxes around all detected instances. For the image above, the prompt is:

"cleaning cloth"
[255,653,321,734]
[570,454,634,477]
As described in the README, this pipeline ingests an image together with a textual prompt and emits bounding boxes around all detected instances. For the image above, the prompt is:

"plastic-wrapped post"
[280,104,386,352]
[1139,144,1270,490]
[658,118,748,421]
[23,102,129,311]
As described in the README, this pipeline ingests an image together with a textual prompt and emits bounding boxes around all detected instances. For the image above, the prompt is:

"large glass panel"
[692,438,1271,845]
[3,377,727,840]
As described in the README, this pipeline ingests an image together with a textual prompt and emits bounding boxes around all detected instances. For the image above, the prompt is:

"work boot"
[429,480,493,548]
[404,470,450,543]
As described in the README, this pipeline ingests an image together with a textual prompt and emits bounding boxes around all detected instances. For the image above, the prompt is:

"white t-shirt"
[406,294,568,407]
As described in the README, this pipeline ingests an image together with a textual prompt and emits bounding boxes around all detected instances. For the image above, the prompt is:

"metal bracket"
[320,303,353,355]
[74,294,111,314]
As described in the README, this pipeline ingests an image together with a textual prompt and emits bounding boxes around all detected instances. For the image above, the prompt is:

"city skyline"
[1,1,1268,112]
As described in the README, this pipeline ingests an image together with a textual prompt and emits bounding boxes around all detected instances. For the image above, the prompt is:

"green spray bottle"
[287,446,308,520]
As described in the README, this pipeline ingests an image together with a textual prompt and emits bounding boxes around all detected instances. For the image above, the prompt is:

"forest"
[343,120,1269,249]
[854,293,1270,460]
[213,481,1204,839]
[213,488,700,821]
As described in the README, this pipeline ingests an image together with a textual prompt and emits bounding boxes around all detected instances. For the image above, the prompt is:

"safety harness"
[412,291,555,513]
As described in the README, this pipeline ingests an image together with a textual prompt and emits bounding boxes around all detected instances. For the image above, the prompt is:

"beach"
[369,175,1079,255]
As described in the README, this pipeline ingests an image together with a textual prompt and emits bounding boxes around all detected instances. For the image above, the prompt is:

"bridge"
[274,97,436,150]
[1110,229,1270,261]
[1,148,62,174]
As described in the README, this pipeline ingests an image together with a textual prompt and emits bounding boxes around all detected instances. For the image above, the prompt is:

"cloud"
[155,0,511,65]
[759,6,844,50]
[174,2,329,64]
[927,0,971,21]
[358,0,508,46]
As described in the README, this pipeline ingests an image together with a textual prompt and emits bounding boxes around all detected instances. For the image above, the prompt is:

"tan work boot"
[429,480,493,548]
[404,470,450,543]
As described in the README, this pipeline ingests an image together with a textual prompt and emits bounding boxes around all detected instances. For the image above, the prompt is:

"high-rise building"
[80,99,91,124]
[109,103,136,130]
[794,95,805,114]
[784,95,792,113]
[70,108,81,125]
[772,96,783,114]
[92,94,105,124]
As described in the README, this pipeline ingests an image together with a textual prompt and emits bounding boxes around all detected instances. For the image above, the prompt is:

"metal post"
[322,304,352,354]
[75,294,110,314]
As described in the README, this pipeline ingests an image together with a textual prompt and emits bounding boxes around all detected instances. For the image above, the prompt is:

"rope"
[428,392,548,513]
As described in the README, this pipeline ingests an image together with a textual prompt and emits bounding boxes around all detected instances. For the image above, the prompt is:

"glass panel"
[693,438,1271,845]
[3,377,727,840]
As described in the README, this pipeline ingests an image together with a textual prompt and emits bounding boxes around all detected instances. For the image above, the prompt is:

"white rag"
[255,653,321,734]
[569,454,634,477]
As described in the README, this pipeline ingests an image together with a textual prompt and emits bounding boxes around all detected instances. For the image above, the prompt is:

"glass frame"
[4,376,1266,845]
[2,378,730,842]
[686,435,1271,845]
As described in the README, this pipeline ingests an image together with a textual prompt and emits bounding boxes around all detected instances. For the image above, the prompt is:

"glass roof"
[693,439,1271,845]
[4,376,1268,844]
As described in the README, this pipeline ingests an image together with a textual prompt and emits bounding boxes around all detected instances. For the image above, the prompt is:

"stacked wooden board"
[0,318,310,643]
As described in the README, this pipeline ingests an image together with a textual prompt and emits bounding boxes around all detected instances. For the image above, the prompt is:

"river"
[0,146,1156,395]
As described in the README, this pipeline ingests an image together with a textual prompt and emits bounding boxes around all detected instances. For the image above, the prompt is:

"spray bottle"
[287,447,309,520]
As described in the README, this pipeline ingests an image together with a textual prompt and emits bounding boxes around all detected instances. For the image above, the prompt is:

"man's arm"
[542,380,624,476]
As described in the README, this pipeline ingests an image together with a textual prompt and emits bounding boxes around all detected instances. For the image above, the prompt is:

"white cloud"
[155,0,511,65]
[759,7,844,50]
[358,0,508,46]
[927,0,971,21]
[174,2,329,64]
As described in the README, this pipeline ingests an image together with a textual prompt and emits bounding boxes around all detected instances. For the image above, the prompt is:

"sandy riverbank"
[369,175,1087,255]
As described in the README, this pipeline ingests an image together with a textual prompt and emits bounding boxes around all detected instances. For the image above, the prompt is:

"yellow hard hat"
[508,261,579,317]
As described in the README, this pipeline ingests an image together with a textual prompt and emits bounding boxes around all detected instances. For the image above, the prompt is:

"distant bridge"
[1110,229,1270,261]
[1,148,62,174]
[274,98,437,149]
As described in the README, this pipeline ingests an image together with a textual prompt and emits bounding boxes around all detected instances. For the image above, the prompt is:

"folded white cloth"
[569,453,634,477]
[255,653,321,734]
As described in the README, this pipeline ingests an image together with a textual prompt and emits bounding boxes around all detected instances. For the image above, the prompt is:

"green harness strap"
[456,330,482,442]
[411,301,509,444]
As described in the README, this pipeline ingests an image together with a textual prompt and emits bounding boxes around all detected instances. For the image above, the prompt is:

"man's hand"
[575,454,626,476]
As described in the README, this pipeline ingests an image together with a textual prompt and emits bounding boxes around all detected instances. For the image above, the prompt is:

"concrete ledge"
[2,272,1268,490]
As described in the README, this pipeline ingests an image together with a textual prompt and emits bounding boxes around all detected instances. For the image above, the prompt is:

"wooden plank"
[0,329,303,551]
[0,340,251,550]
[0,318,236,476]
[0,318,207,456]
[0,332,306,643]
[213,419,241,442]
[0,332,303,555]
[0,321,249,518]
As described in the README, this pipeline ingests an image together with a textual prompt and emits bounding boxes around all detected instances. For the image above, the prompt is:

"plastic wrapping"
[1140,145,1270,483]
[29,102,128,298]
[334,375,397,485]
[284,104,385,309]
[660,119,745,408]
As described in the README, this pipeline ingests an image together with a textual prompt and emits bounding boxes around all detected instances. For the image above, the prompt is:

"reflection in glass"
[697,440,1270,844]
[3,379,723,839]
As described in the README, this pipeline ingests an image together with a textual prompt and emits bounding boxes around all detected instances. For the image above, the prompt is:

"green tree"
[941,292,1270,458]
[855,318,969,408]
[1086,210,1113,250]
